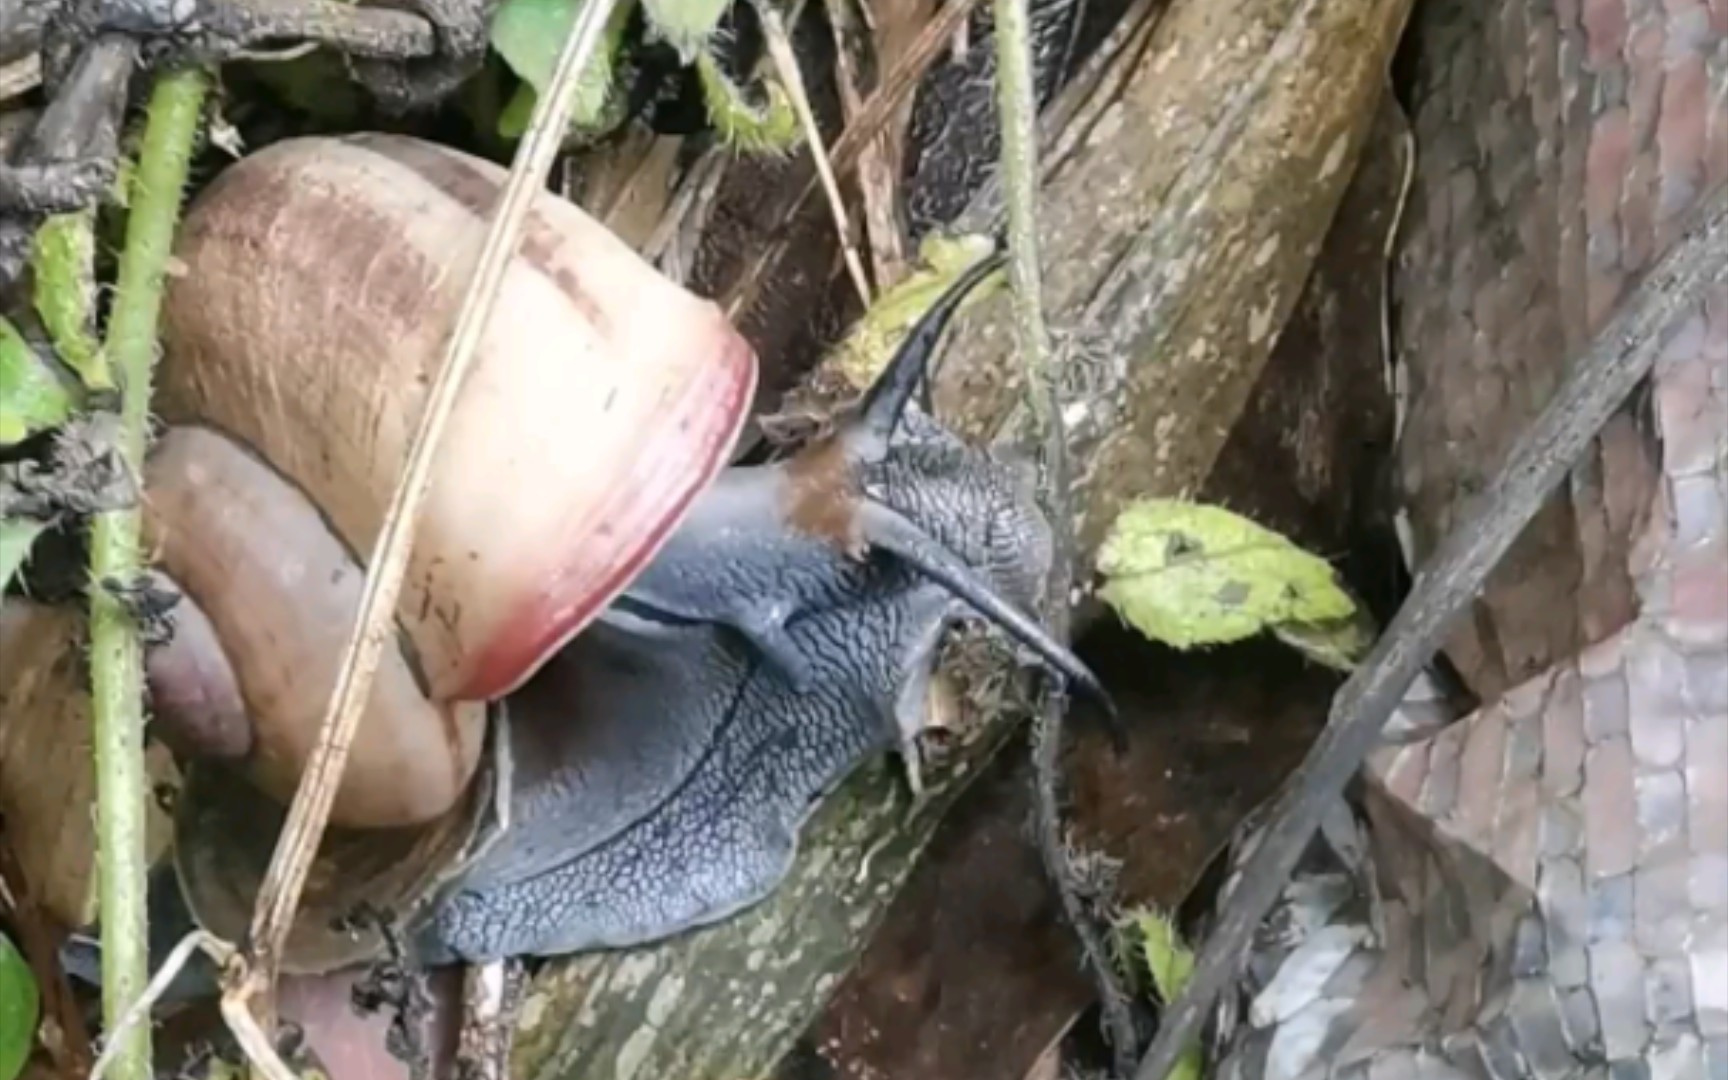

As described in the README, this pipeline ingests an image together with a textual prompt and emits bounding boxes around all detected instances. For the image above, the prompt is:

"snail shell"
[148,133,757,829]
[135,133,755,974]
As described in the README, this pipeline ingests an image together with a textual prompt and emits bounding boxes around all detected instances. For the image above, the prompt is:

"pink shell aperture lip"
[459,328,759,702]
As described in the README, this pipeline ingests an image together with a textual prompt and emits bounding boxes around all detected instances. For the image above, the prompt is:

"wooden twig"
[756,0,873,306]
[228,0,625,1025]
[1131,187,1728,1080]
[722,0,985,317]
[88,932,238,1080]
[822,0,910,287]
[990,0,1139,1071]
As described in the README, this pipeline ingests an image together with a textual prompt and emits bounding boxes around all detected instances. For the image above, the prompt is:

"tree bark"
[512,0,1414,1072]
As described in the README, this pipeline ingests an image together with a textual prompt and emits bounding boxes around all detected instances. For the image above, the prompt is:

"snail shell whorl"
[157,133,757,707]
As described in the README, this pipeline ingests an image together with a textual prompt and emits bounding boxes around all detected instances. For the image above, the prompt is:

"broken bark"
[788,89,1413,1080]
[510,0,1414,1071]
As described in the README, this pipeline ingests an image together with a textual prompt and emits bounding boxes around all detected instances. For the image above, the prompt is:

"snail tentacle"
[620,247,1113,715]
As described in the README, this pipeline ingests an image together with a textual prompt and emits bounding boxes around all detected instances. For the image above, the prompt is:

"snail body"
[70,133,1105,976]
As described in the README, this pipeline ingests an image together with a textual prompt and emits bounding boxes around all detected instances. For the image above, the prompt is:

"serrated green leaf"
[1124,908,1204,1080]
[1132,908,1194,1002]
[1097,499,1359,652]
[1,318,76,447]
[694,49,801,154]
[489,0,630,135]
[828,233,1003,390]
[0,932,39,1080]
[1272,609,1376,672]
[30,211,111,392]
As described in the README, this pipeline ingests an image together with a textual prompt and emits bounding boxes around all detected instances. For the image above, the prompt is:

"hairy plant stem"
[85,65,208,1080]
[992,0,1139,1071]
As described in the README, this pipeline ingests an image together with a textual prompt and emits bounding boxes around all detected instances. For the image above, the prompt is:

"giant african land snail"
[62,132,1110,973]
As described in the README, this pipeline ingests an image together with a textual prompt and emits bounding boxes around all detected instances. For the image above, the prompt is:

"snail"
[53,132,1110,978]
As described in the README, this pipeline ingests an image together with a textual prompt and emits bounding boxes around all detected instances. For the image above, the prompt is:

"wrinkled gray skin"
[63,249,1108,987]
[621,253,1101,708]
[420,552,964,962]
[422,254,1106,962]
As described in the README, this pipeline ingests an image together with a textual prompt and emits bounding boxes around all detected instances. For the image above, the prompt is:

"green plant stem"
[992,0,1140,1071]
[86,66,208,1080]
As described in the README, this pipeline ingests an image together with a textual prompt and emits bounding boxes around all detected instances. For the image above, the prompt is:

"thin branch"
[229,0,627,1023]
[722,0,985,317]
[85,65,209,1080]
[88,932,238,1080]
[756,0,873,306]
[822,0,909,287]
[992,0,1139,1071]
[1131,186,1728,1080]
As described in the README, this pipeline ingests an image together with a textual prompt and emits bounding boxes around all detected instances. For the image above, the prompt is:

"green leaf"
[31,211,112,392]
[1272,610,1377,672]
[641,0,730,58]
[0,518,49,596]
[1,318,76,448]
[0,932,39,1080]
[828,233,1003,390]
[1097,499,1360,652]
[1124,909,1204,1080]
[694,49,801,154]
[489,0,630,135]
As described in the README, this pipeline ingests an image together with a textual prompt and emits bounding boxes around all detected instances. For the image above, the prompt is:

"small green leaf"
[1,318,76,448]
[1,518,49,596]
[0,932,39,1080]
[31,211,112,392]
[1272,609,1377,672]
[489,0,630,135]
[828,233,1003,390]
[1124,908,1204,1080]
[1097,499,1359,652]
[641,0,730,59]
[694,49,801,154]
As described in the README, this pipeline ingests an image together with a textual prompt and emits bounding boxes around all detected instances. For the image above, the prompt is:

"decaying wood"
[1131,187,1728,1080]
[789,89,1413,1080]
[510,0,1412,1072]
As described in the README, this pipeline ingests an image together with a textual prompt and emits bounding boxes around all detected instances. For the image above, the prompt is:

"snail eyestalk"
[86,65,210,1080]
